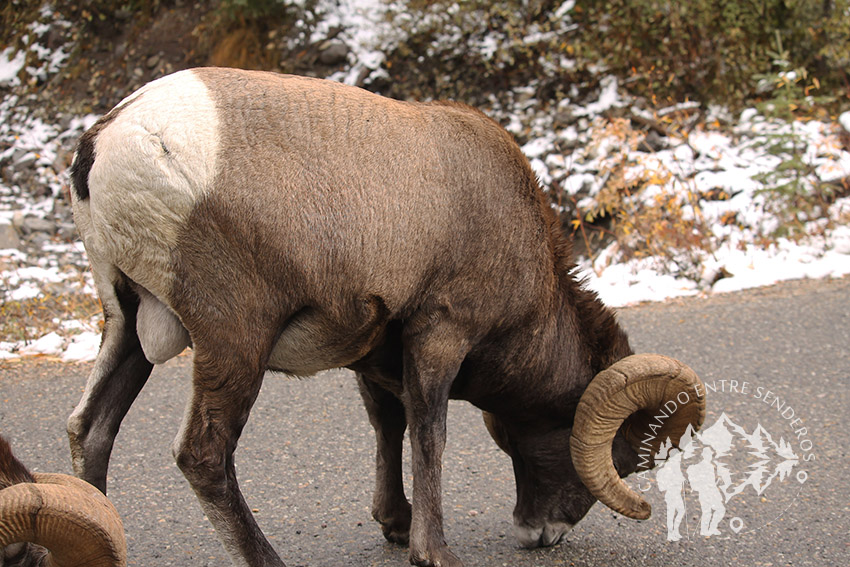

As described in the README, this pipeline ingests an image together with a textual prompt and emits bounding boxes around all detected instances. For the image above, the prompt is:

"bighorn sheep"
[0,435,125,567]
[66,67,705,567]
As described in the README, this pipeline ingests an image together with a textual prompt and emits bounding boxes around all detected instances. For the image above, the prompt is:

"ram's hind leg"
[67,275,153,493]
[172,328,285,567]
[357,373,412,544]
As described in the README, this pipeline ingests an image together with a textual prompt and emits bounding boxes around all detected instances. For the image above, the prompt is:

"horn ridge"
[570,353,705,520]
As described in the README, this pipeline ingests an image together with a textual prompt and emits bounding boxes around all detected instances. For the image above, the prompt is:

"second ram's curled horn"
[0,436,126,567]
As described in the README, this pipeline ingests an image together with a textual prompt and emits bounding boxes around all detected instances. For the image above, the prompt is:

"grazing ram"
[0,435,125,566]
[65,68,705,567]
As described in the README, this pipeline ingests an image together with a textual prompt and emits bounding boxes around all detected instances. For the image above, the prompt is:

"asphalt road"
[1,276,848,567]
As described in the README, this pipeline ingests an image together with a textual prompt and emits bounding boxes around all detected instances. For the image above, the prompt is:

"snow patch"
[17,331,64,356]
[62,331,101,362]
[839,111,850,134]
[0,47,26,87]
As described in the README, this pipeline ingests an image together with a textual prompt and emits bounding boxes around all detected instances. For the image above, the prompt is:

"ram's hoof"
[410,545,464,567]
[374,504,412,545]
[381,522,410,545]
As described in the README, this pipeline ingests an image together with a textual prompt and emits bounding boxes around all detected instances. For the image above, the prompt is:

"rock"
[553,105,577,128]
[52,197,70,216]
[21,216,55,235]
[318,40,349,66]
[146,53,161,69]
[354,66,371,88]
[26,232,51,248]
[12,149,38,169]
[0,222,21,250]
[637,129,667,152]
[12,211,25,232]
[58,113,73,130]
[53,147,73,173]
[57,222,77,241]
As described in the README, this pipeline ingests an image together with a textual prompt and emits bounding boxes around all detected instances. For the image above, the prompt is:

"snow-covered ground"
[542,95,850,307]
[2,1,849,362]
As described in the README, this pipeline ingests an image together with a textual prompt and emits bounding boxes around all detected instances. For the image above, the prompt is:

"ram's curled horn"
[0,472,126,567]
[570,354,706,520]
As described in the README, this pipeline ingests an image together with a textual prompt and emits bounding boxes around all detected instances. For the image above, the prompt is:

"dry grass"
[569,116,715,279]
[0,269,101,346]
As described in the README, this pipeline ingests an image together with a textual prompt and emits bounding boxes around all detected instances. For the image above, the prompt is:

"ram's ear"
[611,432,641,478]
[482,411,514,456]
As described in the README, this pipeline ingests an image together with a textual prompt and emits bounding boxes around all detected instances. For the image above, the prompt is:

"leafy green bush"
[376,0,849,110]
[570,117,714,279]
[208,0,319,33]
[1,1,42,45]
[745,31,845,241]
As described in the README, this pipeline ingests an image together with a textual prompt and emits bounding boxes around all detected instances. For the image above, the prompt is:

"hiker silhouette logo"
[636,380,814,541]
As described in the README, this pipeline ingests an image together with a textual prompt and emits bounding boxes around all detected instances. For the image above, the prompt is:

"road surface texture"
[1,276,847,566]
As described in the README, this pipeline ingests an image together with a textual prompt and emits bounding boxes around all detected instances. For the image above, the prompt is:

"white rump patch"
[84,69,220,297]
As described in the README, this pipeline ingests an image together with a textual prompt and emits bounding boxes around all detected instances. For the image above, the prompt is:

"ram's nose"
[514,520,574,548]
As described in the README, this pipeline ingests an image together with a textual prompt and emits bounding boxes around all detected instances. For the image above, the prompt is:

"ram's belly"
[267,296,390,377]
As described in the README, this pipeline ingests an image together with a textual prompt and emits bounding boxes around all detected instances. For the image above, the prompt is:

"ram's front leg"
[401,319,469,567]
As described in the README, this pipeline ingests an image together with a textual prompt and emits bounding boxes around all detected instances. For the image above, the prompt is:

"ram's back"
[71,68,555,367]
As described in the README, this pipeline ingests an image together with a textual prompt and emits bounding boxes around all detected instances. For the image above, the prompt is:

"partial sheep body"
[0,435,126,567]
